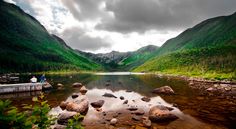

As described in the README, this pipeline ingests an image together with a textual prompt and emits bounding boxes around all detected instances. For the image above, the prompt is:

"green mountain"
[134,13,236,80]
[117,45,159,70]
[77,45,159,71]
[0,1,102,73]
[157,12,236,55]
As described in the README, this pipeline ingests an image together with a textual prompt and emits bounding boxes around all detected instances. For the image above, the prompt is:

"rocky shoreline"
[153,73,236,97]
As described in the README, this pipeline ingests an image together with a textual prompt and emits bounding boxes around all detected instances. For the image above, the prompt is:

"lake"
[0,72,235,129]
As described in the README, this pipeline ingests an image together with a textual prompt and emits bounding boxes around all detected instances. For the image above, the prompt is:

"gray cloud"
[60,0,109,21]
[61,27,111,51]
[96,0,236,33]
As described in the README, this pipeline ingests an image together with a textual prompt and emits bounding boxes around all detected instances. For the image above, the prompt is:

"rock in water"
[149,105,178,122]
[91,100,105,108]
[72,82,82,88]
[110,118,118,125]
[134,109,145,115]
[102,93,117,98]
[71,93,79,99]
[127,106,138,111]
[123,100,128,104]
[57,83,63,87]
[59,101,68,110]
[142,117,151,127]
[141,97,151,102]
[80,86,88,95]
[66,99,89,115]
[152,86,175,94]
[57,111,77,125]
[120,96,124,100]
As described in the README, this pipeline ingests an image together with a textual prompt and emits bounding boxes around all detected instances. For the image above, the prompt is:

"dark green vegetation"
[134,12,236,80]
[0,93,83,129]
[77,45,159,71]
[0,1,102,73]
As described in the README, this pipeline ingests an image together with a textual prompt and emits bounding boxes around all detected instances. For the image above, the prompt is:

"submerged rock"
[91,100,105,108]
[102,93,117,98]
[134,109,145,115]
[132,115,141,121]
[142,117,151,127]
[149,105,178,122]
[152,86,175,95]
[110,118,118,125]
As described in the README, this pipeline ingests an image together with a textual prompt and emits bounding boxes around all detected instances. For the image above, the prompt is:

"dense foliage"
[0,93,84,129]
[0,1,102,73]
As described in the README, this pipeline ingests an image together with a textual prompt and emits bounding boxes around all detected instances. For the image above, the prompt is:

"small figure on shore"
[40,74,46,83]
[30,76,37,83]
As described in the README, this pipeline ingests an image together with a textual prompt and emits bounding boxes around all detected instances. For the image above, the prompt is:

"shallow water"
[0,73,235,129]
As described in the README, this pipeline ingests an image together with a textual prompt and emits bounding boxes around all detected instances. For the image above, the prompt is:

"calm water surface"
[0,72,235,129]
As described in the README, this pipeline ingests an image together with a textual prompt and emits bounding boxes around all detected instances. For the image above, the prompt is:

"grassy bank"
[134,45,236,80]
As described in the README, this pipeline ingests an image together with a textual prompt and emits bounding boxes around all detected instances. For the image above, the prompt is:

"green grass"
[134,45,236,80]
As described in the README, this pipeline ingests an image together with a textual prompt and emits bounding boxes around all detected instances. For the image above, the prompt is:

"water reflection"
[0,73,235,128]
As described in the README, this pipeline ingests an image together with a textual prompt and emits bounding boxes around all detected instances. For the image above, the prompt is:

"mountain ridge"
[0,1,102,73]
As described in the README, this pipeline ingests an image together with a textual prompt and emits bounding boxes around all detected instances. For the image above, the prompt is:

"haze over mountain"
[77,45,159,71]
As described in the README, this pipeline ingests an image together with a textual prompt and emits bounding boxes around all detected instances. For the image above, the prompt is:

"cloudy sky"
[5,0,236,53]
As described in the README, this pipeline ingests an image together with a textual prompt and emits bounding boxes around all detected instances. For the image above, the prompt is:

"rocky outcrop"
[102,93,117,98]
[149,105,178,122]
[152,86,175,95]
[91,100,105,108]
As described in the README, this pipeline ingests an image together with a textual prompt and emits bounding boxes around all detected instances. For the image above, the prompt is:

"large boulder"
[66,99,89,115]
[152,86,175,95]
[91,100,105,108]
[57,111,77,125]
[149,105,178,122]
[102,93,117,98]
